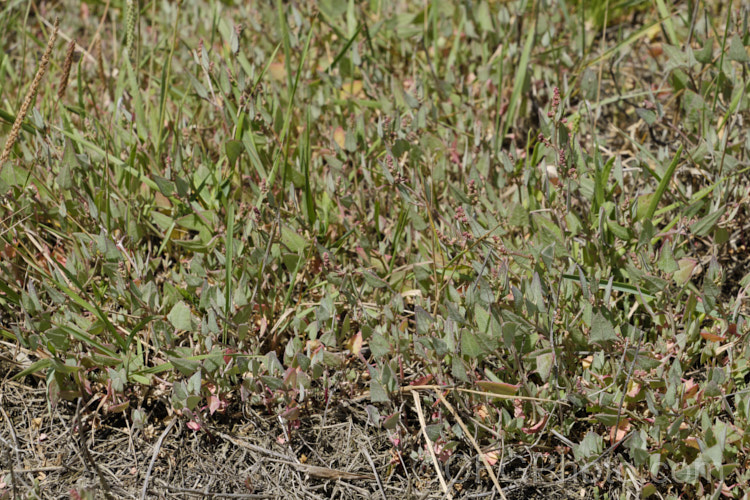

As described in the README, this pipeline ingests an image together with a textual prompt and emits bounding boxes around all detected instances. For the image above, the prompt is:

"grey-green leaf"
[168,301,193,331]
[590,312,617,344]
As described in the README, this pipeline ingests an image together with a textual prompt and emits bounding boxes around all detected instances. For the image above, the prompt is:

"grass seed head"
[57,39,77,101]
[126,0,137,57]
[0,17,59,167]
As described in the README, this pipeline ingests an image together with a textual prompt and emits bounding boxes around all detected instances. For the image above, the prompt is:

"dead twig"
[140,417,177,500]
[153,477,273,498]
[75,398,116,500]
[411,390,452,499]
[433,389,508,500]
[0,404,20,500]
[400,384,566,404]
[218,431,296,461]
[0,437,17,500]
[359,444,386,500]
[264,458,374,481]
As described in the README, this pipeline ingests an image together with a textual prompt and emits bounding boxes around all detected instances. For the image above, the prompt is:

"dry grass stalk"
[0,17,60,167]
[96,38,105,86]
[433,389,509,500]
[57,39,76,101]
[411,391,453,499]
[95,38,114,102]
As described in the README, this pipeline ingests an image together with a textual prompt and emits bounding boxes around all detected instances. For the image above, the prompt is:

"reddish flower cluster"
[454,206,468,223]
[548,86,561,118]
[467,179,479,205]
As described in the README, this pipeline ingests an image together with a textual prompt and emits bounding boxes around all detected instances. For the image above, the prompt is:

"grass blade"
[223,202,234,345]
[644,144,683,221]
[500,17,535,144]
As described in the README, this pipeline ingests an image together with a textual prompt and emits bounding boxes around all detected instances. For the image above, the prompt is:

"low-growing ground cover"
[1,0,749,498]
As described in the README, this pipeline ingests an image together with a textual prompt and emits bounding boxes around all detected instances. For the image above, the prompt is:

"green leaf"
[695,38,714,64]
[500,16,535,142]
[461,331,483,358]
[535,351,554,382]
[644,145,683,221]
[728,34,750,62]
[475,1,493,33]
[280,226,307,253]
[690,206,725,237]
[527,272,546,313]
[369,332,391,358]
[636,194,654,221]
[607,220,631,240]
[573,431,603,461]
[124,59,149,142]
[426,424,442,441]
[476,380,519,396]
[176,212,215,232]
[674,258,699,286]
[58,139,76,189]
[319,0,347,18]
[153,175,175,197]
[151,211,174,232]
[12,358,52,380]
[562,275,655,301]
[186,71,208,99]
[226,139,244,166]
[635,108,657,126]
[674,461,703,484]
[452,355,469,382]
[168,301,193,331]
[654,0,678,46]
[415,306,433,335]
[370,379,389,402]
[593,413,619,426]
[657,243,679,274]
[475,305,491,334]
[362,270,388,289]
[170,357,201,377]
[590,312,617,344]
[702,260,721,313]
[383,412,399,430]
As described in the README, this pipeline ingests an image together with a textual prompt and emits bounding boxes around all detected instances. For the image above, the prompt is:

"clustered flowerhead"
[492,235,507,255]
[436,228,457,247]
[558,149,567,170]
[321,251,343,274]
[381,116,395,144]
[537,86,577,181]
[196,39,204,63]
[548,86,561,118]
[454,206,468,224]
[386,153,407,184]
[84,117,96,139]
[467,179,479,205]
